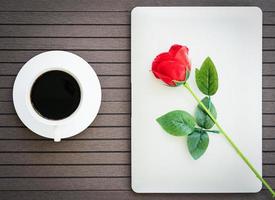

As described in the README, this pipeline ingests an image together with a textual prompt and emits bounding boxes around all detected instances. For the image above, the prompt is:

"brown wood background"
[0,0,274,199]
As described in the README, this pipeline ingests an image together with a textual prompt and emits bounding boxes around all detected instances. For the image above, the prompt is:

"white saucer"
[13,51,101,142]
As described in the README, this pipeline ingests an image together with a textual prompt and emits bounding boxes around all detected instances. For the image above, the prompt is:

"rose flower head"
[152,44,191,86]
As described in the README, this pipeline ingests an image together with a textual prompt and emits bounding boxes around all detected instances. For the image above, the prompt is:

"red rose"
[152,44,191,86]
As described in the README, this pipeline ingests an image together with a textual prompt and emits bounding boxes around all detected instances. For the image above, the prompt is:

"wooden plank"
[0,114,131,127]
[263,51,275,63]
[0,0,274,11]
[264,26,275,38]
[264,115,275,127]
[0,63,130,76]
[0,152,273,165]
[0,88,131,102]
[0,191,272,200]
[263,63,275,75]
[263,76,275,88]
[0,25,130,37]
[0,51,130,63]
[263,139,275,151]
[263,89,275,101]
[263,127,275,139]
[0,152,130,164]
[0,140,130,152]
[0,76,131,89]
[0,165,130,177]
[263,102,275,113]
[0,127,130,139]
[263,152,275,164]
[0,12,130,24]
[265,12,275,24]
[0,177,130,190]
[263,165,275,176]
[0,38,129,50]
[264,39,275,50]
[0,102,130,114]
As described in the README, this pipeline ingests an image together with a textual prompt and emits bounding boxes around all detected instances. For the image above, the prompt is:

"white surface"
[13,51,101,142]
[131,7,262,193]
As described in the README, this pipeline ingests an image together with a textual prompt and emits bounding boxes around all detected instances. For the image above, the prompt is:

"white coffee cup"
[13,51,101,142]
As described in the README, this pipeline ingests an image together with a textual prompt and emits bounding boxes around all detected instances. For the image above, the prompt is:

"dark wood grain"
[0,50,130,63]
[0,0,274,11]
[0,165,130,177]
[0,140,130,152]
[0,38,130,50]
[0,191,272,200]
[0,0,273,199]
[0,25,130,37]
[0,152,130,164]
[0,177,130,190]
[0,12,130,25]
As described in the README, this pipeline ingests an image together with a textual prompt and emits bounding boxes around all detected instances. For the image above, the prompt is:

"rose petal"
[175,46,191,69]
[169,44,183,57]
[152,70,176,86]
[157,60,187,82]
[152,52,172,72]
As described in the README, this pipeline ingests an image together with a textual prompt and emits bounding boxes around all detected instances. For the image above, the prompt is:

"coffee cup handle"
[54,128,61,142]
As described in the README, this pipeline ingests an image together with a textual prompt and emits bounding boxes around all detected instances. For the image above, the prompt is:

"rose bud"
[152,44,191,86]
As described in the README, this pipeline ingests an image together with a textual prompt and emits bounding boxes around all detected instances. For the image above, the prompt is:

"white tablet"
[131,7,262,193]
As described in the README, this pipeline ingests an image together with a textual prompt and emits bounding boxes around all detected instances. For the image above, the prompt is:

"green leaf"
[195,57,219,96]
[187,130,209,160]
[156,110,196,136]
[195,97,217,129]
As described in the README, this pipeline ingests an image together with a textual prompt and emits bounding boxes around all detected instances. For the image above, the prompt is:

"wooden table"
[0,0,274,199]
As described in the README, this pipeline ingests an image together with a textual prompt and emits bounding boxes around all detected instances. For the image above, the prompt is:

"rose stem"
[183,82,275,198]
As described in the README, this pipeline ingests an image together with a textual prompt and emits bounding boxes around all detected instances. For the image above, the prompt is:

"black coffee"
[31,70,81,120]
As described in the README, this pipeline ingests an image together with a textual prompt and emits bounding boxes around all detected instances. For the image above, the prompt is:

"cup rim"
[27,67,84,126]
[13,50,102,141]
